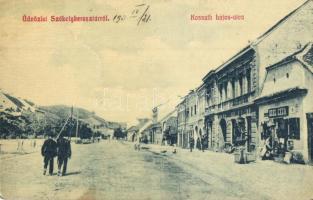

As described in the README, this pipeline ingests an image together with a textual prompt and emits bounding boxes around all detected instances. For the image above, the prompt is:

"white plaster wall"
[261,61,305,97]
[302,67,313,161]
[255,1,313,89]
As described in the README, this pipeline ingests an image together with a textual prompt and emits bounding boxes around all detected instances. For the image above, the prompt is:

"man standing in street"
[189,134,195,152]
[201,134,206,152]
[57,135,72,176]
[41,134,57,176]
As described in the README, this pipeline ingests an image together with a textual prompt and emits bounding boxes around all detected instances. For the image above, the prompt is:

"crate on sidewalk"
[246,152,256,162]
[234,147,256,164]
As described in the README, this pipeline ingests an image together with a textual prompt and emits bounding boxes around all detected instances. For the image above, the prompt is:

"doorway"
[219,119,227,146]
[246,117,252,152]
[206,120,213,149]
[307,113,313,162]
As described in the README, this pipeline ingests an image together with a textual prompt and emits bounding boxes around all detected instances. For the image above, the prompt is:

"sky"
[0,0,306,124]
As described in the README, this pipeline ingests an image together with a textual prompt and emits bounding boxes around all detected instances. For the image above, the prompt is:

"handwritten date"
[113,4,151,25]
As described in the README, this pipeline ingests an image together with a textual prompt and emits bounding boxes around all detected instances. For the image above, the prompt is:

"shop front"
[256,89,310,163]
[215,105,257,153]
[306,113,313,163]
[255,43,313,163]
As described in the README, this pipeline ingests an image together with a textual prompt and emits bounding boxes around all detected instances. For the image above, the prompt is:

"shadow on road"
[65,171,81,176]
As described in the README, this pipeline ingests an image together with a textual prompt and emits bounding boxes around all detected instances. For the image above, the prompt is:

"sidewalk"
[143,143,313,200]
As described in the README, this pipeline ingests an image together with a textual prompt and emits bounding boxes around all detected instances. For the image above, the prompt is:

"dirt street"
[1,140,312,200]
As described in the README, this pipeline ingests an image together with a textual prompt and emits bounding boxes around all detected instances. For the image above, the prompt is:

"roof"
[202,70,215,82]
[255,87,308,105]
[195,82,206,92]
[0,92,18,111]
[138,119,152,133]
[159,109,177,123]
[202,0,313,82]
[202,45,256,83]
[0,91,36,114]
[154,96,181,121]
[127,125,138,132]
[176,97,186,108]
[266,42,313,73]
[81,117,103,126]
[215,46,254,73]
[254,0,313,45]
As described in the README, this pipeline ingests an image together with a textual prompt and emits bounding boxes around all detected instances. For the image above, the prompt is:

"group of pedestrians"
[41,134,72,176]
[189,134,206,152]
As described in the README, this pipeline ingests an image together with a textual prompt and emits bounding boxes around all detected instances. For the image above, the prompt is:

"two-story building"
[255,43,313,163]
[177,98,187,148]
[176,85,208,150]
[202,0,313,153]
[158,110,178,145]
[203,46,259,152]
[196,83,208,149]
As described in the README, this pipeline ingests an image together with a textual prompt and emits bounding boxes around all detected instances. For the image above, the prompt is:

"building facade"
[256,43,313,163]
[158,110,178,145]
[200,0,313,154]
[176,86,208,150]
[203,47,259,152]
[177,98,187,148]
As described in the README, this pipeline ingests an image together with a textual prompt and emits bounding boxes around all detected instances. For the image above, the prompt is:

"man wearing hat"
[41,134,57,176]
[57,135,72,176]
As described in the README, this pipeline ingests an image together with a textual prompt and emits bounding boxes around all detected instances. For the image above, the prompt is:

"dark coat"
[41,138,57,157]
[189,137,195,147]
[57,137,72,158]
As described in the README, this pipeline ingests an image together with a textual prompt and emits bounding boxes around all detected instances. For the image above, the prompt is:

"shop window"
[288,118,300,140]
[261,122,271,140]
[276,118,288,138]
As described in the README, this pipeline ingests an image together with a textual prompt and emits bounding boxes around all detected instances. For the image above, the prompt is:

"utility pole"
[76,108,79,139]
[69,106,73,141]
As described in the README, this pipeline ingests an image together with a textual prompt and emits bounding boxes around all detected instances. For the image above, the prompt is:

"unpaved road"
[0,140,309,200]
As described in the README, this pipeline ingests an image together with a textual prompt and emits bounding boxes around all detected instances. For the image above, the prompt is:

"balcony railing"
[205,92,254,115]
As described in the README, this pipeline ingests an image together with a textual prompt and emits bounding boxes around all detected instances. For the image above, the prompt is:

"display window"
[288,118,300,140]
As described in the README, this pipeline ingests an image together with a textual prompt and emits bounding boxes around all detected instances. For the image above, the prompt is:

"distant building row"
[127,0,313,163]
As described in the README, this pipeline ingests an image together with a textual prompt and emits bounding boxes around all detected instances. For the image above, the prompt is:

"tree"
[79,123,93,139]
[114,128,126,140]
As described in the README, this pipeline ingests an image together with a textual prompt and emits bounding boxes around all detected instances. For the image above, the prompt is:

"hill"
[0,91,125,138]
[39,105,96,121]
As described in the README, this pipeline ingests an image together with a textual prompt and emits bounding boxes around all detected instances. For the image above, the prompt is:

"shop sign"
[268,106,289,118]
